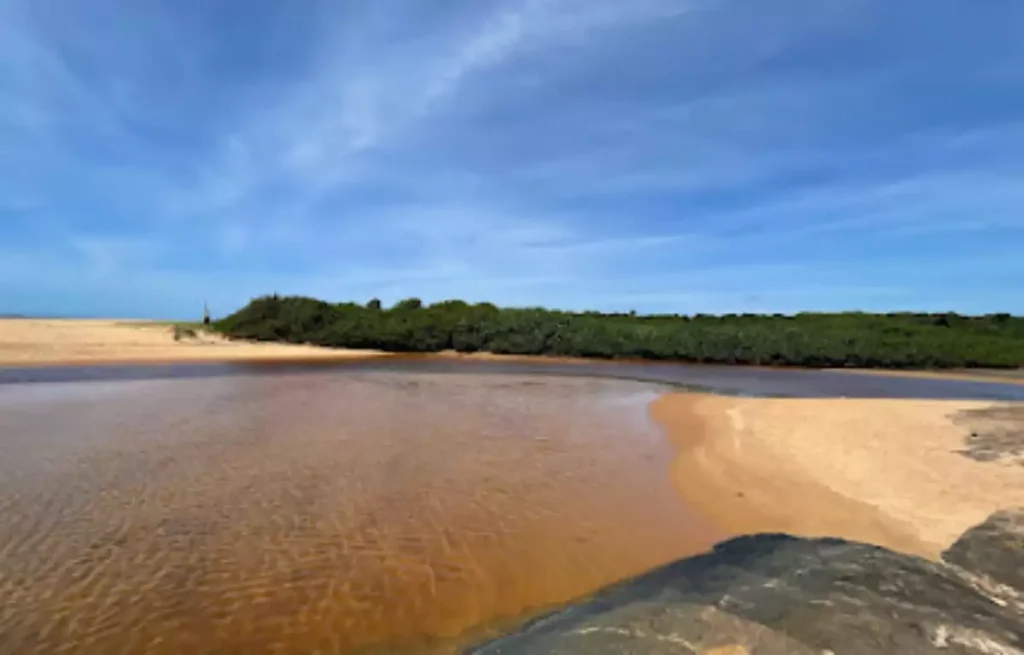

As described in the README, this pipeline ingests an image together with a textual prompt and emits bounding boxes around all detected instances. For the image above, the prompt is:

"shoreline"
[430,351,1024,384]
[651,392,1024,560]
[2,321,1022,387]
[829,366,1024,386]
[0,352,395,369]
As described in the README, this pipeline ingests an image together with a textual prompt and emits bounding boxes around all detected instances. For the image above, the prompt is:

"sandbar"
[0,319,385,367]
[652,393,1024,560]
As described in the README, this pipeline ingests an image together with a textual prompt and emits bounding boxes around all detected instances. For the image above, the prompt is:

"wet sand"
[440,350,1024,384]
[0,373,720,654]
[835,366,1024,386]
[0,319,384,366]
[652,393,1024,560]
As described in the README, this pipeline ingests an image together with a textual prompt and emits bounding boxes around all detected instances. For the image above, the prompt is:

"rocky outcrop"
[955,405,1024,466]
[944,509,1024,604]
[470,509,1024,654]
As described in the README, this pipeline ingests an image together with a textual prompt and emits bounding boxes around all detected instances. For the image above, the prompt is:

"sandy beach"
[653,393,1024,560]
[0,319,385,366]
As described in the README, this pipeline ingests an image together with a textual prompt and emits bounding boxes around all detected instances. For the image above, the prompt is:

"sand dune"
[653,393,1024,560]
[0,319,384,366]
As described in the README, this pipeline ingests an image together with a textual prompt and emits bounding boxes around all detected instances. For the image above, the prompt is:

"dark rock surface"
[470,509,1024,655]
[955,405,1024,466]
[944,509,1024,601]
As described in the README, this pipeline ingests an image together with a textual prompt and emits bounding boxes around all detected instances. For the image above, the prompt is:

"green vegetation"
[215,295,1024,370]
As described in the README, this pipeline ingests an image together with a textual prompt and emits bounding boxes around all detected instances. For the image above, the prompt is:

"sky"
[1,0,1022,319]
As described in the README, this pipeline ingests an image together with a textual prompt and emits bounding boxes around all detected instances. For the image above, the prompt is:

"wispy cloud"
[1,0,1023,318]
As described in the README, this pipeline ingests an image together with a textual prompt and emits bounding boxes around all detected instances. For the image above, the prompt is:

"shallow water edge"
[2,355,1024,400]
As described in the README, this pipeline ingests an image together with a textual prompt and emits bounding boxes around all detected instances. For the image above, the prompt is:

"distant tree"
[394,297,423,310]
[474,302,500,313]
[431,299,470,311]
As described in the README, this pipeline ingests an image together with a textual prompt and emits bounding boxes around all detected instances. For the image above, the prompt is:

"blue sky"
[1,0,1022,319]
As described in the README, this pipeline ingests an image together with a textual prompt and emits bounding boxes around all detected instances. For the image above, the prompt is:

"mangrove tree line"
[215,295,1024,369]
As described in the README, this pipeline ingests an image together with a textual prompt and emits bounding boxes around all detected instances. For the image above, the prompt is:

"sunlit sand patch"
[0,319,384,366]
[653,393,1024,560]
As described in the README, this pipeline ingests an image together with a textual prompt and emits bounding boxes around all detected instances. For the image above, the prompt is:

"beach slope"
[652,393,1024,559]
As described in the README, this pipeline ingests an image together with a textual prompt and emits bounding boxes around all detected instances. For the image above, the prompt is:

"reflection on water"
[0,372,718,654]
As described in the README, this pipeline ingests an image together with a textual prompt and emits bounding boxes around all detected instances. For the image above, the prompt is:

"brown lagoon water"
[0,371,720,654]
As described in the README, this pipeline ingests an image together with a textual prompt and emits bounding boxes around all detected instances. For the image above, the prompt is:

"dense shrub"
[215,295,1024,370]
